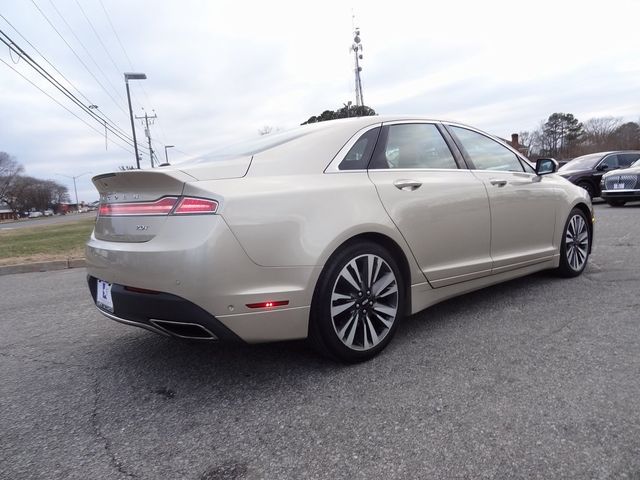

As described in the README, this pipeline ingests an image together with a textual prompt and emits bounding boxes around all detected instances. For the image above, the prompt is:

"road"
[1,203,639,479]
[0,212,96,231]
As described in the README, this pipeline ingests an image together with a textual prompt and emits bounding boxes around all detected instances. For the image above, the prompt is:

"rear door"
[446,125,559,272]
[367,122,492,287]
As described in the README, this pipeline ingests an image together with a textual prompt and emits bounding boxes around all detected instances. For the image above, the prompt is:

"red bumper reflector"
[246,300,289,309]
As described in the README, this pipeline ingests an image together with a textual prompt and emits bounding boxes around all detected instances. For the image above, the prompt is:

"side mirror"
[596,163,609,171]
[536,158,558,175]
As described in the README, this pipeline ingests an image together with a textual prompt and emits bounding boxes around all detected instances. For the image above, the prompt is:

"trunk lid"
[92,158,250,242]
[92,169,187,243]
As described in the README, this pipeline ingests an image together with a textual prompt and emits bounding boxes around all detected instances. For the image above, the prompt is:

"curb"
[0,258,86,276]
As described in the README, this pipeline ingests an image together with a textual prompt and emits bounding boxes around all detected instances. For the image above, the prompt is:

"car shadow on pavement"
[91,270,567,385]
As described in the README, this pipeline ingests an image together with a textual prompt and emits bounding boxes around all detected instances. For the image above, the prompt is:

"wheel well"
[335,232,413,316]
[573,202,594,253]
[577,179,598,195]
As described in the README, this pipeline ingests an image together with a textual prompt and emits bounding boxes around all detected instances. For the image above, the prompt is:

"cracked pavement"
[1,202,639,479]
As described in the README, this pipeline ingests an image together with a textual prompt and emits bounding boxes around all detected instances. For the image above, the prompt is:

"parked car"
[28,211,43,218]
[43,209,54,216]
[558,151,640,198]
[600,158,640,206]
[86,116,593,362]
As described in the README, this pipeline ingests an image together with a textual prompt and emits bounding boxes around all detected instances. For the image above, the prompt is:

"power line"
[0,12,92,105]
[46,0,127,106]
[96,0,169,145]
[73,0,121,75]
[0,29,148,151]
[97,0,133,68]
[0,16,144,150]
[0,57,135,155]
[29,0,128,116]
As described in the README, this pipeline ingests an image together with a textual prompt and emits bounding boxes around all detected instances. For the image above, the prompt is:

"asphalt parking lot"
[1,202,639,480]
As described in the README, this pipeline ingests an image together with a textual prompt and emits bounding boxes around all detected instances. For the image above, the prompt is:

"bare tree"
[258,125,283,136]
[582,117,622,150]
[0,152,24,204]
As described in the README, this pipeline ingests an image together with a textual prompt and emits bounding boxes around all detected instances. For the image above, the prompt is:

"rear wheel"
[577,181,595,199]
[556,208,590,277]
[309,241,405,363]
[606,200,626,207]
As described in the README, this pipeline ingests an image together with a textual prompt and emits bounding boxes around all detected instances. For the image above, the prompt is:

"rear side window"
[338,127,381,170]
[370,123,457,170]
[450,126,524,172]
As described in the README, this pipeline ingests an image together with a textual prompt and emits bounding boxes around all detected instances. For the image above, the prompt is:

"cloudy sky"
[1,0,639,201]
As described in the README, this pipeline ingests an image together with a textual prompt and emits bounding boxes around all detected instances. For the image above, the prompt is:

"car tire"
[577,181,595,199]
[309,241,405,363]
[606,200,626,207]
[556,208,590,278]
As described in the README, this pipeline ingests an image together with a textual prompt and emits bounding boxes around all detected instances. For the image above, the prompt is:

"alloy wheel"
[330,254,399,351]
[565,214,589,271]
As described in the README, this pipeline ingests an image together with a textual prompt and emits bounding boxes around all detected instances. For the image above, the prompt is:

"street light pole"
[164,145,174,164]
[124,72,147,169]
[57,172,91,210]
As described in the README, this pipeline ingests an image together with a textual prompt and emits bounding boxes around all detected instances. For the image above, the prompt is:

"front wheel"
[309,241,405,363]
[556,208,590,278]
[577,181,596,199]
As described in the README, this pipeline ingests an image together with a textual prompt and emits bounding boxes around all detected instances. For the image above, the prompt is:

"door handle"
[489,179,507,187]
[393,179,422,191]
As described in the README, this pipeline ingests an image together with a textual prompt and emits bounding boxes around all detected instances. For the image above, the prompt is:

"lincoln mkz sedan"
[87,116,593,362]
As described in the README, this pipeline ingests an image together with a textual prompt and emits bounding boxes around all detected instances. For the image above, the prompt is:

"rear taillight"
[98,196,218,217]
[99,197,178,216]
[173,197,218,215]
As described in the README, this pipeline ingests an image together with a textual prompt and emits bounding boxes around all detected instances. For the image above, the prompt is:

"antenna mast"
[351,24,364,108]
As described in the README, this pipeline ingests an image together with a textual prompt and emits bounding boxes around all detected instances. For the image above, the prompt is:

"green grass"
[0,218,95,264]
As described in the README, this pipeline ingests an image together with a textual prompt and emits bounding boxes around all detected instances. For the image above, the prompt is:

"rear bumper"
[88,276,242,341]
[85,215,321,342]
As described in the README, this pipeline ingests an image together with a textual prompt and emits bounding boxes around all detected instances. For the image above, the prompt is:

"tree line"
[0,152,69,214]
[520,113,640,160]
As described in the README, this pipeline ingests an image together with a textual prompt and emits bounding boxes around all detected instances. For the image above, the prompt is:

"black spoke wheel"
[577,182,595,199]
[557,208,590,277]
[309,241,405,362]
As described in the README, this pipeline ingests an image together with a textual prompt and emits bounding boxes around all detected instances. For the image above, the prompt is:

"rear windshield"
[181,127,313,165]
[559,153,603,171]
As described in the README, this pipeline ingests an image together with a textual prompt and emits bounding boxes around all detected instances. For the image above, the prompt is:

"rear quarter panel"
[182,172,426,285]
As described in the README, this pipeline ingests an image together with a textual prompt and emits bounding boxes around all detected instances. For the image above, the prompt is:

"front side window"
[450,126,524,172]
[600,154,619,170]
[370,123,457,170]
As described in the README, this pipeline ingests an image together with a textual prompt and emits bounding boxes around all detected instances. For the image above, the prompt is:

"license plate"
[96,279,114,312]
[614,183,625,189]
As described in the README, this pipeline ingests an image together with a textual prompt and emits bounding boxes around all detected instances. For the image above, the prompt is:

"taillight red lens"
[98,197,178,216]
[173,197,218,215]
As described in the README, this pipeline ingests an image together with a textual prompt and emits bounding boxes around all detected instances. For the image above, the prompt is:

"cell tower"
[351,26,364,108]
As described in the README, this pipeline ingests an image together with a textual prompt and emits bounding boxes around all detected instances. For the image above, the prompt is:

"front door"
[447,125,559,272]
[367,122,492,287]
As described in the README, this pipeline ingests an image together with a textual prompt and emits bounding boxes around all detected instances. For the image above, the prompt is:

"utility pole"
[135,111,157,168]
[351,25,364,108]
